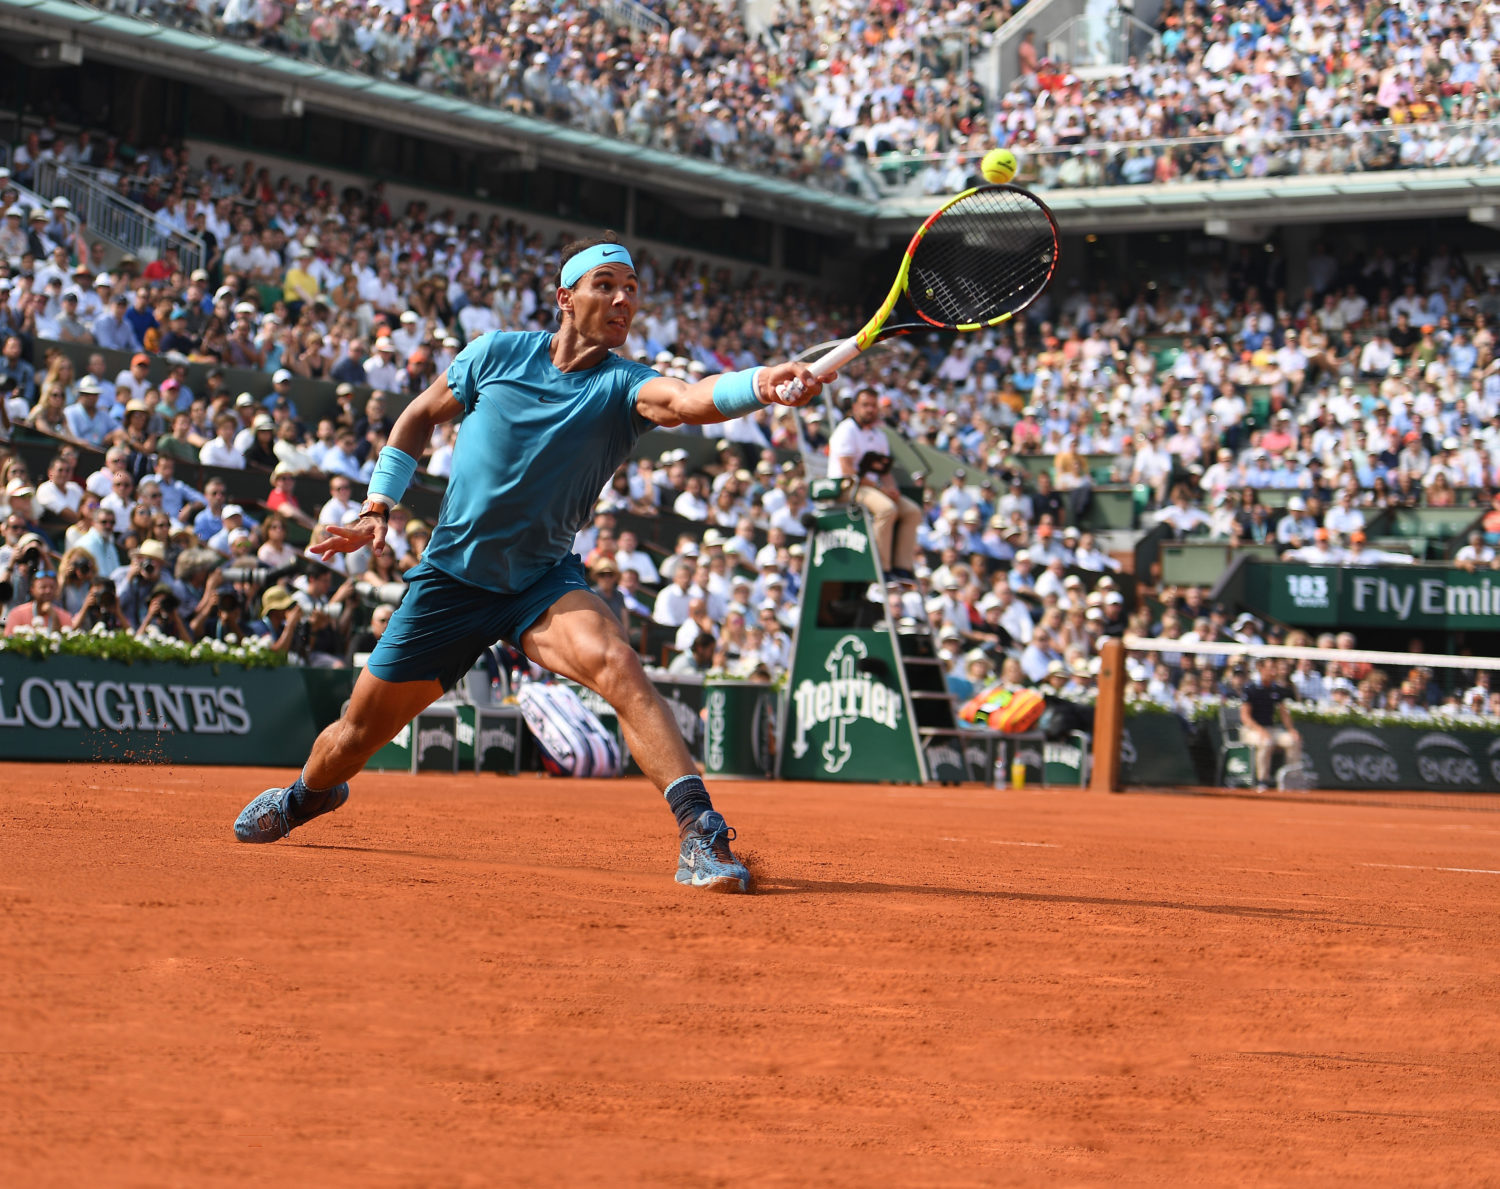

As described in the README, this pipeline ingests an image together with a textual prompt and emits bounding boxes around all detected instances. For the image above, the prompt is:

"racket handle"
[774,336,862,402]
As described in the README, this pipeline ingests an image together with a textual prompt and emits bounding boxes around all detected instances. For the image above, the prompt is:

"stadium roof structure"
[878,168,1500,241]
[4,0,1499,243]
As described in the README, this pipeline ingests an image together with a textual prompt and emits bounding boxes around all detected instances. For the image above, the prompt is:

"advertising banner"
[1297,721,1500,793]
[1245,563,1500,630]
[703,681,778,779]
[1119,713,1200,787]
[0,655,354,766]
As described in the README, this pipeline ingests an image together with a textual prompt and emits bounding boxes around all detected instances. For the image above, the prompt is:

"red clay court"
[3,763,1498,1186]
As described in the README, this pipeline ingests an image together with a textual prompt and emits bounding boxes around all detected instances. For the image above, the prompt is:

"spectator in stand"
[192,479,230,543]
[3,565,71,635]
[318,475,359,530]
[74,505,121,573]
[588,557,627,626]
[91,293,138,354]
[668,632,717,677]
[257,513,300,569]
[62,376,114,448]
[35,454,84,525]
[207,505,251,557]
[264,465,316,531]
[320,428,367,482]
[199,412,245,469]
[243,415,280,470]
[653,565,695,628]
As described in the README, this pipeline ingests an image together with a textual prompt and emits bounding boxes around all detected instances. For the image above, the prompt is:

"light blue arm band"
[711,368,766,419]
[367,446,419,506]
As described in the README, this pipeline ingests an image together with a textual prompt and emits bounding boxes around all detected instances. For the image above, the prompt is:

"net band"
[1123,636,1498,674]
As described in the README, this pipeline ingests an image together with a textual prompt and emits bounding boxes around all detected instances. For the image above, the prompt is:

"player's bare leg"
[306,671,443,788]
[523,590,751,891]
[233,670,441,844]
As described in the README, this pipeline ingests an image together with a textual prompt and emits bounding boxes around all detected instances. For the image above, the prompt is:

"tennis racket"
[776,183,1059,400]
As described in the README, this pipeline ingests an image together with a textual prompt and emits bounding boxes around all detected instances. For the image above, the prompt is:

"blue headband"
[560,243,635,288]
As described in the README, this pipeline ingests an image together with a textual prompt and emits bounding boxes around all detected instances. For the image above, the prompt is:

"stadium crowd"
[0,124,1498,727]
[79,0,1499,195]
[986,0,1500,191]
[84,0,1004,192]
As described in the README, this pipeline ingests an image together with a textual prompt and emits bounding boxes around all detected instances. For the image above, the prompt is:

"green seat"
[810,477,852,503]
[1217,706,1256,789]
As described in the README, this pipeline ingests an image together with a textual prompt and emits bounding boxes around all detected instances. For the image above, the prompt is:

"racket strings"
[908,189,1057,327]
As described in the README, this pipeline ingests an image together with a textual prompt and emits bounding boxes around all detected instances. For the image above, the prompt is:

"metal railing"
[1045,10,1161,69]
[31,158,206,274]
[855,119,1500,198]
[600,0,670,34]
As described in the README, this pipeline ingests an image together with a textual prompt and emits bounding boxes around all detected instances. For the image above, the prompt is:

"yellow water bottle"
[1010,754,1027,790]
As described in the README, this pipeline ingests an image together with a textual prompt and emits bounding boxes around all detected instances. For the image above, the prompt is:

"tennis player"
[232,236,828,893]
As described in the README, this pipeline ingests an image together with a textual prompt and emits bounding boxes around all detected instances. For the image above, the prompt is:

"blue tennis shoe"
[233,778,349,844]
[675,810,751,893]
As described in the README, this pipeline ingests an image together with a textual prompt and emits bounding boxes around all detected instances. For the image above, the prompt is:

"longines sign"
[0,674,252,734]
[0,655,346,765]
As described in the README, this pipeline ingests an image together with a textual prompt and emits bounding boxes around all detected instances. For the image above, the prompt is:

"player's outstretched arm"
[635,361,833,429]
[310,374,463,560]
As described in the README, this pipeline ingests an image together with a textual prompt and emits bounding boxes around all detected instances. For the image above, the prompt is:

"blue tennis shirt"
[425,331,657,592]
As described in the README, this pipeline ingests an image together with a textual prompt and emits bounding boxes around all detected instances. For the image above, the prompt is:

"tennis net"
[1091,635,1500,811]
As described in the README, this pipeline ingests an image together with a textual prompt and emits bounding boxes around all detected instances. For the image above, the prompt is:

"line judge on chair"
[826,386,922,584]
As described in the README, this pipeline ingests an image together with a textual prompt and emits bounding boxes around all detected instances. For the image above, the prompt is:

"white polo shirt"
[827,416,890,481]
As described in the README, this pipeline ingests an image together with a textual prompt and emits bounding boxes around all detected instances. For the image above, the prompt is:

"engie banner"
[1297,721,1500,793]
[0,655,354,765]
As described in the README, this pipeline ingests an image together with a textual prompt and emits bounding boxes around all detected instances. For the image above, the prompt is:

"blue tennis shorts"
[367,555,592,689]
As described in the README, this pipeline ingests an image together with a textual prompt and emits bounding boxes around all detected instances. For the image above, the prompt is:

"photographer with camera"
[190,567,259,642]
[56,546,98,615]
[137,580,190,641]
[259,585,306,660]
[4,565,73,635]
[75,576,126,632]
[114,539,171,629]
[1,529,50,615]
[291,566,361,667]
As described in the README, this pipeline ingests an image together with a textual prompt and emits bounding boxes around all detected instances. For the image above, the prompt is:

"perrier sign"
[777,506,926,783]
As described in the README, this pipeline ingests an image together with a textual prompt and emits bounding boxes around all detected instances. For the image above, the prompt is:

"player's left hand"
[310,517,385,558]
[761,361,834,407]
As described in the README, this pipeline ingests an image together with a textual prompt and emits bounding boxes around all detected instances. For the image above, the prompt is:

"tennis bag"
[959,685,1046,733]
[517,683,623,778]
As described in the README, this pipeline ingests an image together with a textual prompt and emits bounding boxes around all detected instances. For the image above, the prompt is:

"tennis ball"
[981,148,1018,185]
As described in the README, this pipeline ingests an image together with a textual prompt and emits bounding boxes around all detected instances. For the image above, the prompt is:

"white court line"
[1362,862,1500,875]
[940,837,1059,848]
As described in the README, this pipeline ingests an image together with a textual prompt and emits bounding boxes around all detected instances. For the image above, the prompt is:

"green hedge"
[0,625,286,670]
